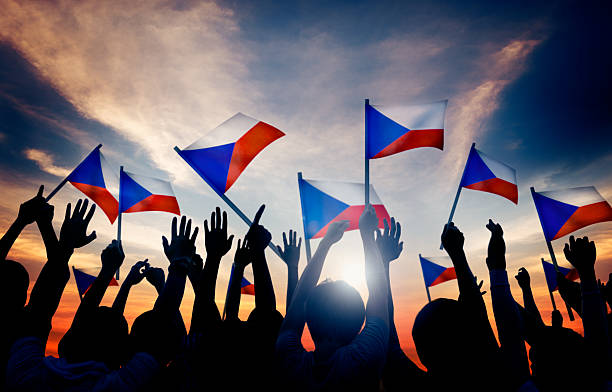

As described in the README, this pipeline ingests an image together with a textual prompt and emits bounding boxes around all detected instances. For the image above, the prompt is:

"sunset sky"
[0,0,610,364]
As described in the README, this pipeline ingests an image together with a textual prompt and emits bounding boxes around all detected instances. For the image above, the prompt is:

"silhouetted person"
[112,259,151,316]
[277,205,389,392]
[277,229,301,308]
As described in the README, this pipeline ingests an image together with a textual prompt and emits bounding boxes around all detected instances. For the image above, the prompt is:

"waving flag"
[176,113,285,195]
[240,277,255,295]
[119,170,180,215]
[72,266,118,298]
[419,255,457,287]
[65,146,119,223]
[460,145,518,204]
[366,100,447,159]
[298,178,390,239]
[542,259,579,292]
[531,186,612,241]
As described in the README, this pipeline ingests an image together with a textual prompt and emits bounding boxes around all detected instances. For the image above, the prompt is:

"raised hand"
[277,230,301,269]
[187,252,204,290]
[563,235,596,278]
[204,207,234,260]
[515,267,530,290]
[234,237,252,269]
[485,219,506,271]
[245,205,271,252]
[101,240,125,274]
[551,309,563,328]
[17,185,47,225]
[58,199,97,251]
[600,273,612,308]
[375,217,403,264]
[162,216,199,268]
[145,267,166,294]
[441,222,464,255]
[359,204,379,236]
[322,220,350,246]
[125,259,150,286]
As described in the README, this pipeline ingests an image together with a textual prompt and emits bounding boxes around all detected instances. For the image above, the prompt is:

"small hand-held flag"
[45,144,119,223]
[441,143,518,249]
[72,266,118,300]
[117,167,180,279]
[364,99,447,203]
[419,254,457,302]
[174,113,284,257]
[541,258,579,310]
[297,173,391,262]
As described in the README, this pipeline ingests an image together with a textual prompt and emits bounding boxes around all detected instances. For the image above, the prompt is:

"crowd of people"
[0,186,610,391]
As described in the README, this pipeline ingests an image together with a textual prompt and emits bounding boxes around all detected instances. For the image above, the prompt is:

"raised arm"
[112,259,149,315]
[515,267,543,326]
[246,205,275,313]
[156,216,198,315]
[0,185,46,260]
[225,237,251,321]
[277,230,301,308]
[486,220,530,388]
[557,271,583,317]
[279,220,349,336]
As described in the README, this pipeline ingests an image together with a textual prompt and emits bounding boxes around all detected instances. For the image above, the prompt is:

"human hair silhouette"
[305,280,365,346]
[1,260,29,312]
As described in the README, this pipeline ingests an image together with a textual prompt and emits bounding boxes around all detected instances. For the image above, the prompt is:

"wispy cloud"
[24,148,71,177]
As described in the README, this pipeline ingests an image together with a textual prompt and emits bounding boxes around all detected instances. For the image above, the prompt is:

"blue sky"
[0,0,610,355]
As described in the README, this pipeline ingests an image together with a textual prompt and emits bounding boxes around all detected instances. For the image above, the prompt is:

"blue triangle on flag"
[460,146,496,187]
[73,267,96,297]
[119,171,152,213]
[532,191,578,241]
[366,104,411,159]
[67,149,106,188]
[180,143,235,195]
[419,256,448,287]
[299,179,350,239]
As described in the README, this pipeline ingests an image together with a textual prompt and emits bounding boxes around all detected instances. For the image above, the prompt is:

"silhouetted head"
[305,280,365,348]
[59,306,128,369]
[130,309,184,365]
[0,260,29,313]
[530,326,585,391]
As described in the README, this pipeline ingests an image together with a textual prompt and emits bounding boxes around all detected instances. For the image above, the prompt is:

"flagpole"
[419,254,432,303]
[116,166,123,281]
[297,172,312,263]
[531,187,574,321]
[440,142,474,249]
[542,258,558,311]
[173,147,281,259]
[365,98,370,205]
[46,144,103,202]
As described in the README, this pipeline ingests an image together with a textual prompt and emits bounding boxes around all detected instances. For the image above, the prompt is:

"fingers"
[65,203,72,221]
[84,203,96,225]
[204,219,209,235]
[253,204,265,225]
[162,236,169,253]
[37,185,44,198]
[222,210,227,233]
[191,226,199,243]
[74,199,82,218]
[395,221,401,241]
[227,234,234,247]
[83,231,97,246]
[390,217,396,238]
[179,216,186,237]
[297,237,302,249]
[383,219,389,237]
[80,199,89,219]
[283,232,288,248]
[171,217,178,239]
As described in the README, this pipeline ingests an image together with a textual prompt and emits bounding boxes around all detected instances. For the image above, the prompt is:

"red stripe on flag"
[123,194,181,215]
[69,182,119,223]
[463,177,518,204]
[241,284,255,295]
[552,201,612,240]
[225,121,285,192]
[312,204,391,239]
[372,129,443,159]
[430,267,457,287]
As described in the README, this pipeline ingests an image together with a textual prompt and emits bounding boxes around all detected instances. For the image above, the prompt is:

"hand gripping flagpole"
[297,172,312,263]
[364,98,370,206]
[115,166,123,281]
[45,144,103,202]
[542,258,558,311]
[531,187,574,321]
[440,142,474,250]
[173,147,281,259]
[419,254,432,303]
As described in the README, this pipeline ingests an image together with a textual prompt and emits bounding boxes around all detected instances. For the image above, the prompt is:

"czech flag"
[241,277,255,296]
[531,186,612,241]
[419,255,457,287]
[119,170,180,215]
[460,144,518,204]
[72,266,118,298]
[66,146,119,223]
[541,259,579,292]
[175,113,285,195]
[298,178,391,239]
[366,100,447,159]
